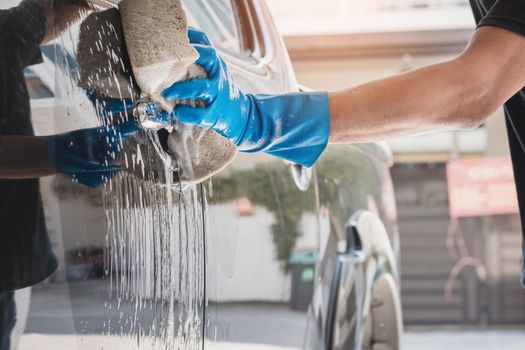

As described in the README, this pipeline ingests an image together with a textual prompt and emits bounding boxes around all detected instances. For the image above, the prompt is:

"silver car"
[16,0,403,349]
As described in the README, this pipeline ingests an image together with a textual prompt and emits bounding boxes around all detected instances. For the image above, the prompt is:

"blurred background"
[267,0,525,349]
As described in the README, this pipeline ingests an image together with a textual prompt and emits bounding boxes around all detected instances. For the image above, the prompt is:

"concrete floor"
[402,329,525,350]
[13,282,525,350]
[17,330,525,350]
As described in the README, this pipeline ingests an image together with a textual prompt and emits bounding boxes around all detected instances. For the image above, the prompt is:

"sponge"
[168,125,237,184]
[78,1,238,184]
[77,8,139,100]
[118,0,197,112]
[118,0,237,183]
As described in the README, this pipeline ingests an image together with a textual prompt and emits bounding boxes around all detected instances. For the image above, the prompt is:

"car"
[16,0,403,349]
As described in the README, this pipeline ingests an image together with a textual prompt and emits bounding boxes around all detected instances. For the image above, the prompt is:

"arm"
[157,27,525,167]
[0,136,55,178]
[0,0,93,180]
[0,122,139,185]
[329,26,525,143]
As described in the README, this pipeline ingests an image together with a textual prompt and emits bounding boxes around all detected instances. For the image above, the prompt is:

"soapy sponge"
[118,0,198,112]
[77,8,139,100]
[77,1,237,184]
[118,0,237,183]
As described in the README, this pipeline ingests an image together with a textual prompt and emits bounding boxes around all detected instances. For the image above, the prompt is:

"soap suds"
[118,0,238,184]
[77,9,139,100]
[119,0,198,112]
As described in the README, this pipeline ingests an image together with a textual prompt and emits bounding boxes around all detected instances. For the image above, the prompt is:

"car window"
[183,0,243,53]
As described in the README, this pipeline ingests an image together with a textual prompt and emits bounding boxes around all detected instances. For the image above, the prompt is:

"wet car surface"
[4,0,402,349]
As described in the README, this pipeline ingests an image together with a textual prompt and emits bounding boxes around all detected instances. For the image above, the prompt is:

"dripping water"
[53,9,207,349]
[102,171,205,350]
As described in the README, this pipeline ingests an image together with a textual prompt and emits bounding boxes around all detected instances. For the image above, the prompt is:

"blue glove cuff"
[237,92,330,167]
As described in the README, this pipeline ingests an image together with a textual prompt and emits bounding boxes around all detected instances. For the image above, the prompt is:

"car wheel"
[367,273,403,350]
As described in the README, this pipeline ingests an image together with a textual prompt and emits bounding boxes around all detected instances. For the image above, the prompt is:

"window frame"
[216,0,274,77]
[233,0,265,60]
[209,0,270,69]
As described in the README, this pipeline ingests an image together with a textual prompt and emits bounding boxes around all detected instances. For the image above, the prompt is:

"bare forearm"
[328,58,485,143]
[0,136,56,178]
[328,27,525,144]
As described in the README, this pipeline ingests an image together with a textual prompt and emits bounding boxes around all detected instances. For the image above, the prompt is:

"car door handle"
[338,210,367,262]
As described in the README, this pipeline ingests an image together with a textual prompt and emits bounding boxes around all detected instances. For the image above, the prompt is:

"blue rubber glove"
[47,121,138,187]
[160,28,330,167]
[85,89,136,123]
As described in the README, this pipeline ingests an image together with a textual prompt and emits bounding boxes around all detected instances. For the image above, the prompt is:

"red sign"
[446,157,519,218]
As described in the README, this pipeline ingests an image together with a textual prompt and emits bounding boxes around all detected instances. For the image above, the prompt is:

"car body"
[17,0,402,349]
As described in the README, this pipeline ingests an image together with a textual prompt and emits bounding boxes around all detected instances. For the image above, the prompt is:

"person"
[158,0,525,286]
[0,0,136,348]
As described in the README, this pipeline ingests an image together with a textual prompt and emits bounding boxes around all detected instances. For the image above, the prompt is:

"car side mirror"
[289,84,316,191]
[290,163,312,191]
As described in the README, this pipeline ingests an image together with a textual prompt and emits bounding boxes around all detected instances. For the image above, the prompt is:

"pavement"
[12,281,525,350]
[17,330,525,350]
[402,329,525,350]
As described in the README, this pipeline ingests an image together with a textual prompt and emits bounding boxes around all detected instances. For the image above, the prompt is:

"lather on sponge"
[118,0,197,112]
[76,0,237,184]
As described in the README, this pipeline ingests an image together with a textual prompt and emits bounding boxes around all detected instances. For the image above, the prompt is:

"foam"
[168,126,237,184]
[79,1,238,184]
[77,8,139,100]
[119,0,198,112]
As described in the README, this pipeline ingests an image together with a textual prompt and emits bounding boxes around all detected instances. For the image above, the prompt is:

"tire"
[369,273,403,350]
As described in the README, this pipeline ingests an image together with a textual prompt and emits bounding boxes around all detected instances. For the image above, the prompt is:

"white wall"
[207,204,290,302]
[206,204,318,303]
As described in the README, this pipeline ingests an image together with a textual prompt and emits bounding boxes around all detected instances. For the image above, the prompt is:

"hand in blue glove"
[85,88,136,124]
[160,28,330,167]
[47,121,139,187]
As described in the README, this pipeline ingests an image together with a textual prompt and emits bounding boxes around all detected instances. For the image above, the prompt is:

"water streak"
[102,174,205,350]
[54,10,207,349]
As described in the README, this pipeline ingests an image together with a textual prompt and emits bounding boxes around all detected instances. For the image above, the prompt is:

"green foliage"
[316,146,382,229]
[209,161,314,271]
[208,145,384,272]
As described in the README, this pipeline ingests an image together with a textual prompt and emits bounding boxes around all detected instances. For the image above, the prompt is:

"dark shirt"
[470,0,525,285]
[0,0,57,292]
